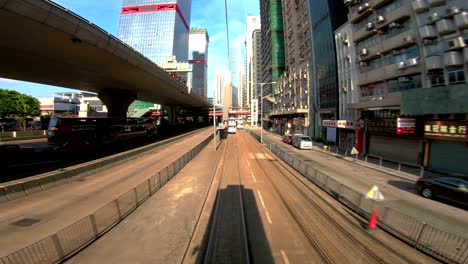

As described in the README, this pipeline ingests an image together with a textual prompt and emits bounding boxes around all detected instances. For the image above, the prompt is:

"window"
[448,68,465,84]
[428,69,445,87]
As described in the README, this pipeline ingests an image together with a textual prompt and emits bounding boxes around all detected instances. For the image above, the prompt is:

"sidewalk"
[256,128,468,238]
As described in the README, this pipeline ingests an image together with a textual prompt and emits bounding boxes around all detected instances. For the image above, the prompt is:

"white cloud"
[210,32,224,44]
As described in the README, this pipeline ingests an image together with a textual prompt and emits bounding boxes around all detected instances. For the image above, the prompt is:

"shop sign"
[40,105,54,110]
[424,121,467,142]
[323,120,355,129]
[354,124,364,155]
[397,118,416,135]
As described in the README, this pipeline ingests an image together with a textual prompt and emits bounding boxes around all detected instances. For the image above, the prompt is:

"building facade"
[260,0,286,123]
[307,0,348,140]
[118,0,191,65]
[189,28,209,98]
[345,0,468,174]
[245,16,261,107]
[333,22,360,150]
[252,29,262,100]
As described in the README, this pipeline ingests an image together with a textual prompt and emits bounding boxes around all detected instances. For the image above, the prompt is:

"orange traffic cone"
[367,209,378,229]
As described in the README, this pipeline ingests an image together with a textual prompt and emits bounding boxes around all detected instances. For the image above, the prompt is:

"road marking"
[265,211,272,224]
[250,172,257,182]
[280,250,291,264]
[257,190,266,209]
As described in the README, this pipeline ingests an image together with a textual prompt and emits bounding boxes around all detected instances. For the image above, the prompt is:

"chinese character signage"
[322,120,355,129]
[424,121,467,142]
[397,118,416,135]
[251,99,258,125]
[354,124,363,155]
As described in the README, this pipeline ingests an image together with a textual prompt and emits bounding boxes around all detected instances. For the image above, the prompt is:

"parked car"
[415,176,468,207]
[282,134,293,144]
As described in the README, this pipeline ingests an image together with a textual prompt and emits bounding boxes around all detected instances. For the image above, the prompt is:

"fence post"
[397,163,401,171]
[415,223,428,248]
[51,234,65,260]
[89,214,99,236]
[365,155,368,162]
[419,166,424,178]
[13,131,16,138]
[379,157,383,167]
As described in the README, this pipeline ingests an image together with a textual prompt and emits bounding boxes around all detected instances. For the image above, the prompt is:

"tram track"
[245,134,428,264]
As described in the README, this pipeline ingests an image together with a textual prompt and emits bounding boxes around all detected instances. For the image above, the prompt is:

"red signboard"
[354,124,363,155]
[397,118,416,135]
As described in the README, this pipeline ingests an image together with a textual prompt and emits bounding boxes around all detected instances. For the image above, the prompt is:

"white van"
[292,134,312,149]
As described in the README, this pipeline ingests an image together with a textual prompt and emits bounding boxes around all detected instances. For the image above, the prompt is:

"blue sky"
[0,0,259,98]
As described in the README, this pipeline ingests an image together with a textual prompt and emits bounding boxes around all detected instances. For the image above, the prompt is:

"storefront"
[366,117,421,164]
[322,120,355,148]
[424,120,468,175]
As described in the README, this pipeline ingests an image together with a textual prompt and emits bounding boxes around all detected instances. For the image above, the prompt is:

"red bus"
[47,117,157,152]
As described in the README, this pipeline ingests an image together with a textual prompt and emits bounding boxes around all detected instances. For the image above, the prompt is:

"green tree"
[0,89,40,130]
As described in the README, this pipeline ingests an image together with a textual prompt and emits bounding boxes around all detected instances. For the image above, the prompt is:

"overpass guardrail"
[249,129,467,264]
[0,129,216,263]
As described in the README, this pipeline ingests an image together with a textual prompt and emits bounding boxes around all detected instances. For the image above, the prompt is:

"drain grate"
[10,218,40,227]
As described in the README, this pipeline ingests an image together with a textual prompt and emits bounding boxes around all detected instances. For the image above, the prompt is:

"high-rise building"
[308,0,348,140]
[214,68,226,105]
[260,0,286,121]
[229,43,242,108]
[344,0,468,174]
[269,0,313,136]
[245,16,261,107]
[252,29,262,100]
[118,0,192,66]
[189,28,209,98]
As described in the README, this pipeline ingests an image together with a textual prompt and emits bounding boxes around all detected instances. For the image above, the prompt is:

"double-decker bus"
[47,117,157,152]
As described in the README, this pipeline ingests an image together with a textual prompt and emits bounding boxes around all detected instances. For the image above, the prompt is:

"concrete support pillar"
[99,90,136,118]
[165,105,179,126]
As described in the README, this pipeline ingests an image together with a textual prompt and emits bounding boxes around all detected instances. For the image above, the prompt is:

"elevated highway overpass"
[0,0,210,117]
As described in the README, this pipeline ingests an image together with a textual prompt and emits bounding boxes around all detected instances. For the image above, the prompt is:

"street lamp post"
[257,82,276,144]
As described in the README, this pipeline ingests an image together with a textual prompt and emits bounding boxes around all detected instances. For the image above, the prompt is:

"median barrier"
[3,182,27,201]
[0,187,9,203]
[0,129,204,204]
[248,130,468,264]
[22,177,44,195]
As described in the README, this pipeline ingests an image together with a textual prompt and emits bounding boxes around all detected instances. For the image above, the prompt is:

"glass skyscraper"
[118,0,192,65]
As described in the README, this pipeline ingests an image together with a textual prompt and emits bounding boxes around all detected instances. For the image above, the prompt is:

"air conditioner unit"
[358,3,370,13]
[376,15,385,24]
[344,0,352,5]
[388,22,400,29]
[423,39,434,45]
[403,36,414,43]
[360,48,369,56]
[406,58,419,66]
[366,22,375,30]
[360,61,368,67]
[343,38,349,46]
[447,37,466,50]
[427,13,438,23]
[343,86,348,93]
[446,7,461,16]
[397,61,407,69]
[346,54,351,61]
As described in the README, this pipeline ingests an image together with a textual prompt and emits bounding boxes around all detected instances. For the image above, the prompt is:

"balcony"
[419,25,438,39]
[358,61,422,86]
[381,5,411,26]
[436,19,456,35]
[411,0,429,14]
[428,0,446,7]
[443,51,463,66]
[425,55,443,70]
[350,2,373,23]
[454,11,468,30]
[381,30,415,53]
